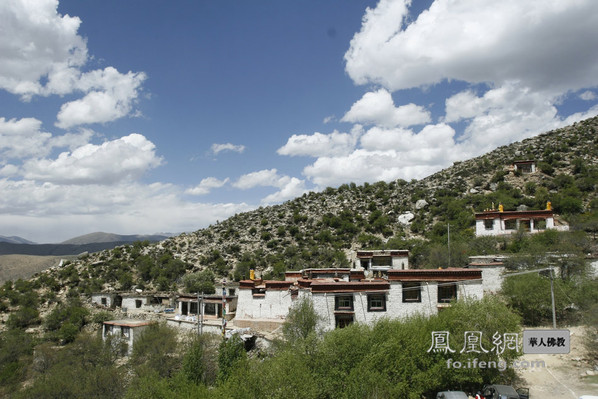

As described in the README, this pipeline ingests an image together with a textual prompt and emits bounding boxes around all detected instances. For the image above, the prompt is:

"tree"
[182,270,215,294]
[217,334,246,383]
[282,297,321,343]
[131,323,181,378]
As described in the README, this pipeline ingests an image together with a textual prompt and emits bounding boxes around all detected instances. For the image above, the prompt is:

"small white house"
[102,319,154,355]
[475,209,568,237]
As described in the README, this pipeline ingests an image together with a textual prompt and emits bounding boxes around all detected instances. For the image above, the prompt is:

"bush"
[282,297,321,343]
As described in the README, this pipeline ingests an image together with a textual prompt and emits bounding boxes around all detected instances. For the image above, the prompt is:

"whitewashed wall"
[235,289,293,320]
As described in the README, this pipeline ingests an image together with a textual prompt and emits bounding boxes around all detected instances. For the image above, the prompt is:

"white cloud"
[342,89,431,127]
[22,133,162,184]
[185,177,229,196]
[261,177,307,204]
[0,1,146,127]
[302,123,459,188]
[277,128,360,157]
[345,0,598,93]
[233,169,281,190]
[211,143,246,155]
[232,168,308,204]
[0,0,87,99]
[443,83,597,156]
[0,117,52,159]
[580,91,596,101]
[55,67,147,128]
[0,117,95,162]
[0,178,252,242]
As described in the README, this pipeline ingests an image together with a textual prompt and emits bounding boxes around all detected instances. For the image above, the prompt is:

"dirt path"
[518,326,598,398]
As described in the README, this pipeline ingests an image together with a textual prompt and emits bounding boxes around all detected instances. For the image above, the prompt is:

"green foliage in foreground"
[4,296,523,399]
[221,296,521,399]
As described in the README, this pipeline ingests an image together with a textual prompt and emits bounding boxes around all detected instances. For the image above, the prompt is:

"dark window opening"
[367,294,386,311]
[484,219,494,230]
[205,303,217,316]
[335,314,354,328]
[135,300,142,308]
[536,219,547,230]
[190,302,198,314]
[360,259,369,269]
[228,288,236,296]
[101,297,107,305]
[505,219,517,230]
[438,284,457,303]
[335,295,354,311]
[402,282,422,302]
[372,256,391,267]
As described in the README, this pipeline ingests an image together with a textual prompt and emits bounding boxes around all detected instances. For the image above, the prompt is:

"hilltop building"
[474,204,568,237]
[512,160,537,174]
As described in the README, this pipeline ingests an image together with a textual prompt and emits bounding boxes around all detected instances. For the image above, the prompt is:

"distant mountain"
[60,232,169,245]
[0,235,36,245]
[0,232,167,256]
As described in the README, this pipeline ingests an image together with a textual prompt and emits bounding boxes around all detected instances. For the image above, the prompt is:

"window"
[228,288,236,296]
[205,303,217,316]
[121,326,130,338]
[334,295,354,311]
[372,256,392,267]
[135,300,142,308]
[367,294,386,311]
[484,219,494,230]
[335,314,354,328]
[360,259,369,269]
[402,282,421,302]
[252,288,265,297]
[438,283,457,303]
[101,297,107,305]
[536,219,547,230]
[504,219,517,230]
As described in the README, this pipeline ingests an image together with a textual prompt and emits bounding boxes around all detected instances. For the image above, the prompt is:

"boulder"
[415,199,428,210]
[398,212,415,225]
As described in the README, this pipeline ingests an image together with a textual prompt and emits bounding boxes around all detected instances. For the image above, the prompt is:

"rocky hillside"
[14,117,598,293]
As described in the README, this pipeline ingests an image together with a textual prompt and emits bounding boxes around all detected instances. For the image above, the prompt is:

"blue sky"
[1,0,597,243]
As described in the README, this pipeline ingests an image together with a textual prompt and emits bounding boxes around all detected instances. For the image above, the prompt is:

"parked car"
[436,391,469,399]
[482,384,529,399]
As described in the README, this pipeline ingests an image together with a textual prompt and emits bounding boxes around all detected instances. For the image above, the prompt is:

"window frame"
[402,282,422,303]
[334,295,354,311]
[367,293,386,312]
[438,283,458,303]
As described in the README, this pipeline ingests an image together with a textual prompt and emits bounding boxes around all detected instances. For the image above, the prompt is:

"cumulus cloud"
[580,91,596,101]
[0,117,95,162]
[22,133,162,184]
[210,143,246,155]
[55,67,147,128]
[342,89,431,127]
[232,168,308,204]
[345,0,598,93]
[233,169,281,190]
[302,124,459,188]
[261,177,307,204]
[0,1,146,127]
[186,177,229,196]
[0,0,87,99]
[0,178,252,242]
[277,127,361,157]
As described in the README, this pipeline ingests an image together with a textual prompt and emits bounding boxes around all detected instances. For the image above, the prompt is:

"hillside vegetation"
[1,117,597,398]
[46,116,598,291]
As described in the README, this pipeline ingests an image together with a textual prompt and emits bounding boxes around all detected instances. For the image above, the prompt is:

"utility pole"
[447,223,451,268]
[549,269,557,329]
[196,291,203,335]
